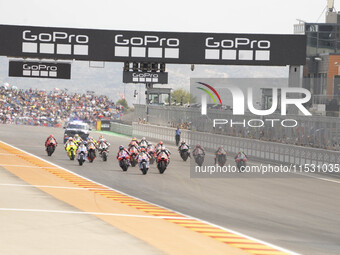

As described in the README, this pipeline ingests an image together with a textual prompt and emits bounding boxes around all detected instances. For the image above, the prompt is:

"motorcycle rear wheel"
[102,151,107,161]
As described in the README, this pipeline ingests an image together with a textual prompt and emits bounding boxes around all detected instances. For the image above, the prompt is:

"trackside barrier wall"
[132,123,340,166]
[110,122,133,136]
[133,104,340,151]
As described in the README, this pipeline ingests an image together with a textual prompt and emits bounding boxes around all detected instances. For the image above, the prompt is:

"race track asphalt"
[0,124,339,255]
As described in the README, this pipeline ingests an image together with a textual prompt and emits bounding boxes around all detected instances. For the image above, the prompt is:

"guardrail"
[132,122,340,166]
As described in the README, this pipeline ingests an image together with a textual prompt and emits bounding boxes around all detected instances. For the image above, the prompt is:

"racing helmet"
[140,147,146,152]
[74,134,79,138]
[132,137,137,142]
[159,141,163,145]
[119,145,124,150]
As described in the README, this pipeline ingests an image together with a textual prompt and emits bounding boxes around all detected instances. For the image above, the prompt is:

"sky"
[0,0,333,103]
[0,0,329,34]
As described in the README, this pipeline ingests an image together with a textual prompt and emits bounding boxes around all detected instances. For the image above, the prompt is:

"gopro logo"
[22,63,58,77]
[205,37,270,61]
[22,30,89,55]
[132,72,159,83]
[114,34,180,59]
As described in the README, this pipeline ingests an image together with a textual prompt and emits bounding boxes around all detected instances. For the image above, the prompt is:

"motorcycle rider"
[156,141,164,152]
[64,137,76,150]
[98,135,110,147]
[76,141,88,160]
[235,150,247,161]
[192,144,205,158]
[147,142,156,151]
[63,134,69,143]
[128,138,140,151]
[147,142,156,157]
[156,145,171,165]
[86,138,96,150]
[116,145,130,158]
[73,134,82,145]
[87,136,98,146]
[45,135,57,148]
[116,145,131,165]
[178,140,191,158]
[137,147,151,169]
[139,137,148,148]
[130,137,139,145]
[215,145,227,164]
[97,135,110,152]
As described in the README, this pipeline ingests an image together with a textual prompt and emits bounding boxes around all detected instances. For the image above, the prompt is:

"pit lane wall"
[109,122,133,136]
[132,122,340,166]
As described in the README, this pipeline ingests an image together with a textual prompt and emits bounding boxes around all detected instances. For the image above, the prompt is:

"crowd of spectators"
[0,87,124,127]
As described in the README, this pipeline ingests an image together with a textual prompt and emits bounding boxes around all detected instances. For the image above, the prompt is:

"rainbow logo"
[196,82,223,106]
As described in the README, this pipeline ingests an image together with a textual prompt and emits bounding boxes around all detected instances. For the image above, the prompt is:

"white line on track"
[0,140,300,255]
[0,208,188,220]
[294,172,340,184]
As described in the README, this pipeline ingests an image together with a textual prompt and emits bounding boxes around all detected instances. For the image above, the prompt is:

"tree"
[170,89,196,105]
[117,98,129,109]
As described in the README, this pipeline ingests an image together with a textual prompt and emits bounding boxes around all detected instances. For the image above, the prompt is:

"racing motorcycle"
[193,148,205,166]
[216,152,227,167]
[156,151,169,174]
[147,145,156,164]
[117,150,130,171]
[139,140,148,149]
[46,138,57,156]
[98,142,109,161]
[235,157,247,172]
[138,151,150,175]
[77,144,87,166]
[129,146,139,167]
[87,142,96,163]
[66,142,77,160]
[179,145,190,161]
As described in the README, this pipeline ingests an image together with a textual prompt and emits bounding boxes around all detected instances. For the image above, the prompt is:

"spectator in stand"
[0,87,124,127]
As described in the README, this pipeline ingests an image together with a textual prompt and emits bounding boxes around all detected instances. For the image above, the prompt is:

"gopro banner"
[0,24,306,66]
[8,61,71,79]
[123,71,168,84]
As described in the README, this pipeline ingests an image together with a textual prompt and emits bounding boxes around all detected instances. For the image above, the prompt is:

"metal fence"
[132,122,340,166]
[134,104,340,151]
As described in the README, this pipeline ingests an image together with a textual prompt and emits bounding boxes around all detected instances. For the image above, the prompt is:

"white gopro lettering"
[23,30,88,44]
[22,63,58,71]
[115,34,179,47]
[206,37,271,49]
